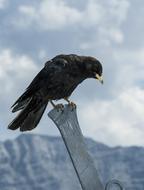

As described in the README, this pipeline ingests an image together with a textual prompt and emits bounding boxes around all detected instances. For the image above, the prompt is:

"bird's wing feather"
[11,58,68,110]
[11,68,49,109]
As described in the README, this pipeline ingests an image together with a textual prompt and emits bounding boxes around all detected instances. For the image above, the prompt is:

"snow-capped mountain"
[0,134,144,190]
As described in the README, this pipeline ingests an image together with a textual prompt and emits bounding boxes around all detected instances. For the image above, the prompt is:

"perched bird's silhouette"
[8,54,103,131]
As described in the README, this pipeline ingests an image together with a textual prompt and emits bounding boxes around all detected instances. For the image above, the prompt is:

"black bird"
[8,54,103,131]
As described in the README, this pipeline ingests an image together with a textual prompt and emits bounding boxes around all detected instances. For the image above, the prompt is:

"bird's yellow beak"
[96,74,104,84]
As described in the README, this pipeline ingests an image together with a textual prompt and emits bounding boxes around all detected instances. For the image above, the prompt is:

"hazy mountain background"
[0,134,144,190]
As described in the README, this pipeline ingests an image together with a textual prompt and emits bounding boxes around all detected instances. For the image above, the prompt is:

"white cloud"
[0,49,39,139]
[81,0,129,47]
[12,0,129,46]
[38,49,47,60]
[16,0,82,30]
[112,48,144,94]
[0,0,7,9]
[109,28,124,44]
[77,46,144,146]
[0,49,40,137]
[109,0,130,23]
[0,49,38,96]
[0,49,42,141]
[82,1,104,27]
[79,87,144,146]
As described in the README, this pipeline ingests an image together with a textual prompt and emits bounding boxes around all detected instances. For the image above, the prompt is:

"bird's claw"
[55,104,64,112]
[68,102,76,111]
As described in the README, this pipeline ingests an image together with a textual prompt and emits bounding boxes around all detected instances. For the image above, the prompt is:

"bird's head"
[84,57,103,84]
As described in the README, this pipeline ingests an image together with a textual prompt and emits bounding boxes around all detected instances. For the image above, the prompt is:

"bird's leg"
[64,97,70,104]
[50,100,56,108]
[64,97,76,110]
[50,100,64,112]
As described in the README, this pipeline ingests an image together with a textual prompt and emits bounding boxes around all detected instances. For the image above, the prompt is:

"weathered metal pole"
[48,105,104,190]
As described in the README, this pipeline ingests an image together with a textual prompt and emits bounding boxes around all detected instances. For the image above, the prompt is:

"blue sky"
[0,0,144,146]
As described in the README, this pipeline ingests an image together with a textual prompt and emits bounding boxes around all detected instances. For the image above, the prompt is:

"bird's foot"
[50,101,64,112]
[64,98,76,111]
[55,104,64,112]
[68,101,77,111]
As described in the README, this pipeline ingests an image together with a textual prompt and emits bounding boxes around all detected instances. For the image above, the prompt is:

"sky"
[0,0,144,146]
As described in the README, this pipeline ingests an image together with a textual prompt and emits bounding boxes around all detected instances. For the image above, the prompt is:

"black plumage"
[8,54,103,131]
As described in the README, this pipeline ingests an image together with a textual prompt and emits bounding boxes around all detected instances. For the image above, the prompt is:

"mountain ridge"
[0,134,144,190]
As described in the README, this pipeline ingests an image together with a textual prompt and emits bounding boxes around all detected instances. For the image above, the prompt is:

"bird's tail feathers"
[11,98,31,113]
[8,99,48,131]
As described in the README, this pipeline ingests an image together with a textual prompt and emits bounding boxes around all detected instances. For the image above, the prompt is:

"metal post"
[48,105,104,190]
